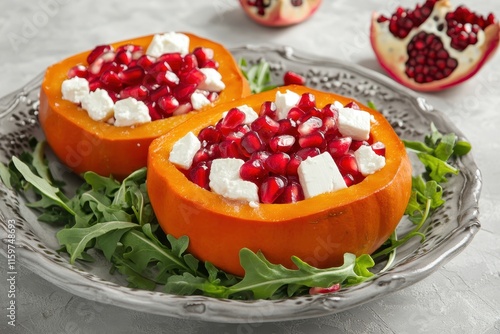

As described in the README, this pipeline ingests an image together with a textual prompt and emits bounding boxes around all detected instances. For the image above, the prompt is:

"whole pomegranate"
[370,0,500,92]
[239,0,322,27]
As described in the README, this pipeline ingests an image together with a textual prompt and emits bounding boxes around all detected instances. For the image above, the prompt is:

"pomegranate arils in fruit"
[284,71,306,86]
[406,32,458,83]
[297,116,322,136]
[192,148,211,166]
[119,66,145,85]
[295,147,320,160]
[264,152,291,175]
[278,181,304,203]
[173,83,197,102]
[157,95,179,113]
[297,93,316,111]
[351,140,369,152]
[198,125,221,144]
[251,115,280,140]
[277,119,298,136]
[149,86,171,102]
[286,155,302,176]
[259,176,287,204]
[136,54,156,69]
[298,132,326,149]
[371,141,386,156]
[100,71,122,90]
[193,47,214,65]
[180,69,206,85]
[287,107,305,121]
[157,53,183,72]
[120,85,149,101]
[372,0,500,91]
[337,153,360,176]
[115,49,133,65]
[219,140,242,159]
[68,65,88,79]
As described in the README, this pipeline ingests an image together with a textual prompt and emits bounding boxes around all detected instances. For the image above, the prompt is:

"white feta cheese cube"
[275,90,300,120]
[198,68,225,92]
[298,152,347,199]
[354,145,386,176]
[237,105,259,124]
[81,88,114,121]
[338,107,371,140]
[209,158,259,203]
[191,92,211,110]
[169,131,202,170]
[333,101,344,109]
[113,97,152,127]
[61,77,89,104]
[146,32,190,57]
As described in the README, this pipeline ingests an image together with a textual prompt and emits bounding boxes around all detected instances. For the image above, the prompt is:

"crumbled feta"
[209,158,259,203]
[113,97,151,127]
[275,90,301,120]
[146,32,190,57]
[333,101,344,109]
[338,107,371,141]
[61,77,89,104]
[80,89,114,122]
[169,131,201,170]
[198,68,225,92]
[354,145,386,176]
[298,152,347,199]
[191,92,211,110]
[237,105,259,124]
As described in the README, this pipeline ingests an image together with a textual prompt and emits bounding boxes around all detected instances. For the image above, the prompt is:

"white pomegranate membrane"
[169,91,387,205]
[60,33,225,127]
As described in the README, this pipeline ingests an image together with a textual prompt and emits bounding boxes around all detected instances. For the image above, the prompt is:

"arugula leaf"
[238,58,277,94]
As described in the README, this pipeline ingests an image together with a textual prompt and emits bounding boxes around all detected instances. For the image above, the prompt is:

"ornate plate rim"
[0,44,482,323]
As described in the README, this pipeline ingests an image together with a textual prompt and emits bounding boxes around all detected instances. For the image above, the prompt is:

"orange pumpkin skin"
[38,33,250,180]
[147,85,412,277]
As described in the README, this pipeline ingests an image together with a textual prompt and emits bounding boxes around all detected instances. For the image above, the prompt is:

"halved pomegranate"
[370,0,500,91]
[239,0,322,27]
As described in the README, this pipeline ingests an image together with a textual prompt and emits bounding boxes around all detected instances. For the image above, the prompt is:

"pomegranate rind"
[239,0,322,27]
[39,33,250,180]
[147,85,412,277]
[370,1,500,92]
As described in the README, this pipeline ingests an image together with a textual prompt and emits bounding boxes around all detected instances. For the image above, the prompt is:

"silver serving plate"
[0,45,482,323]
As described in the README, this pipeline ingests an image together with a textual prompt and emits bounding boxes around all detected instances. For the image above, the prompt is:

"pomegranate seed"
[264,152,290,175]
[146,102,162,121]
[157,53,183,72]
[207,92,219,102]
[180,68,206,85]
[100,71,122,90]
[327,137,352,158]
[259,101,277,119]
[295,147,320,160]
[251,116,280,140]
[173,102,193,116]
[193,47,214,65]
[336,153,360,176]
[351,140,369,152]
[297,116,323,136]
[283,71,306,86]
[220,108,246,135]
[118,66,145,85]
[115,50,132,65]
[201,59,219,69]
[67,65,88,79]
[225,129,245,144]
[189,161,211,190]
[251,150,271,162]
[298,131,326,149]
[277,119,298,136]
[88,58,105,76]
[181,54,198,72]
[287,107,305,121]
[240,131,264,155]
[88,78,101,91]
[120,85,149,100]
[297,93,316,111]
[286,155,302,175]
[321,116,338,134]
[207,144,221,159]
[136,55,156,69]
[192,148,210,166]
[116,44,143,54]
[278,181,304,203]
[240,158,268,181]
[173,83,197,102]
[371,141,386,156]
[219,140,242,159]
[259,176,288,204]
[149,86,171,102]
[343,174,355,187]
[198,126,222,144]
[269,135,296,153]
[309,283,341,295]
[87,45,113,65]
[156,70,180,87]
[157,95,179,114]
[150,61,173,75]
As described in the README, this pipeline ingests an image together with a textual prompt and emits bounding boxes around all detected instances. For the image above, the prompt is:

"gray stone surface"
[1,0,499,333]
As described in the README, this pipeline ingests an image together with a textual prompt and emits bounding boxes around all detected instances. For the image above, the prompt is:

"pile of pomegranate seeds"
[66,42,222,121]
[185,93,386,204]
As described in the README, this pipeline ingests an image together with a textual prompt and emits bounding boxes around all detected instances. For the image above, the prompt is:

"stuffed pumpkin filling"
[61,32,226,127]
[169,90,387,205]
